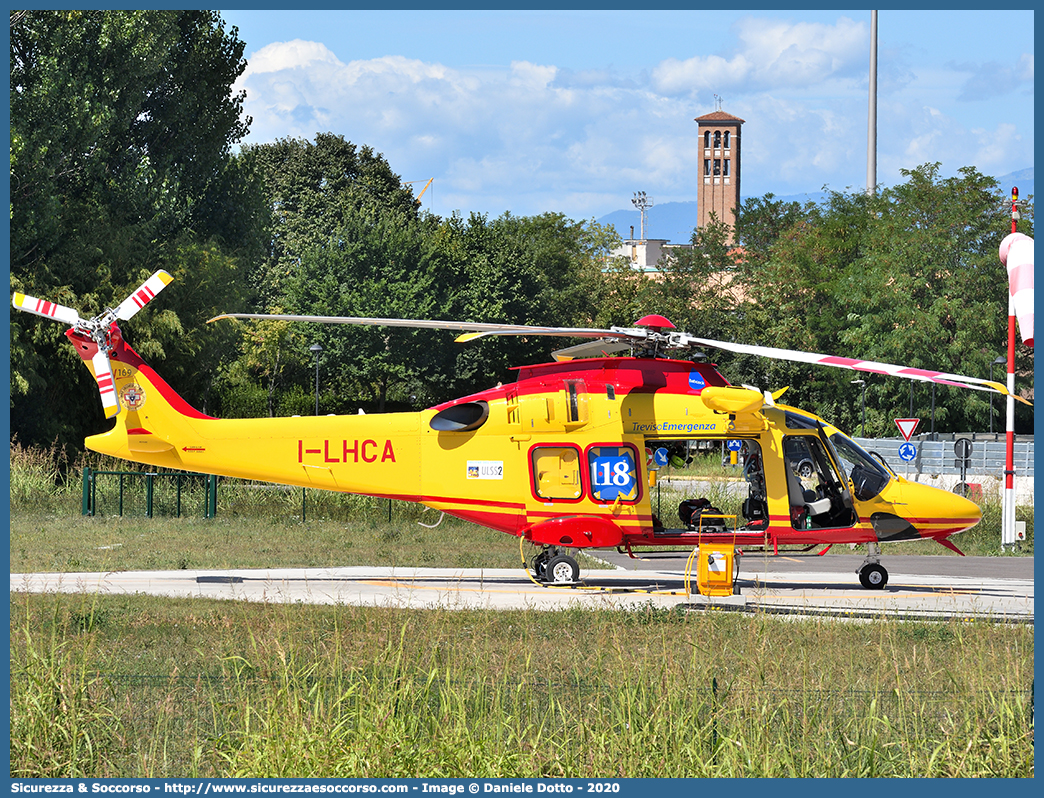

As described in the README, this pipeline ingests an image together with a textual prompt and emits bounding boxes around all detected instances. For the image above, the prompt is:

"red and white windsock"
[999,232,1034,347]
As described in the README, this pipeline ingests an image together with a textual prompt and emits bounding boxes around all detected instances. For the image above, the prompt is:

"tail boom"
[76,328,426,498]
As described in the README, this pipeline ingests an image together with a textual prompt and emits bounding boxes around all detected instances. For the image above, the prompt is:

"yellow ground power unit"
[696,544,736,597]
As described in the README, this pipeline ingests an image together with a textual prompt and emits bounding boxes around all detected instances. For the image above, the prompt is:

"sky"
[219,8,1034,223]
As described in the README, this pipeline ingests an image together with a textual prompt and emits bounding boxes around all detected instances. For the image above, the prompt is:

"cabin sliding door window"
[586,445,640,503]
[531,446,582,501]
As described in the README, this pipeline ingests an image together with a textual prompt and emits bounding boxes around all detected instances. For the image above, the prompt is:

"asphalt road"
[10,551,1033,622]
[594,548,1034,580]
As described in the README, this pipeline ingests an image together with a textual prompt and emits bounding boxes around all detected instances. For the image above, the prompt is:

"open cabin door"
[780,430,856,530]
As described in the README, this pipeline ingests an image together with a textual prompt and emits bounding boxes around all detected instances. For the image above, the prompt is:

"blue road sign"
[898,442,917,462]
[653,447,669,467]
[726,439,743,452]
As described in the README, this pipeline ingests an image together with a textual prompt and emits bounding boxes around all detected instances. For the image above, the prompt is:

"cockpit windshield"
[784,409,892,501]
[829,430,892,500]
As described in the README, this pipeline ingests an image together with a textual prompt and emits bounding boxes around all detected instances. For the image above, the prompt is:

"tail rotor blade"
[114,270,173,321]
[91,350,121,419]
[12,292,81,326]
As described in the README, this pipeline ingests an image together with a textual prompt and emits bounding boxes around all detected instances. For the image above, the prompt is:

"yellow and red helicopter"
[13,272,1024,589]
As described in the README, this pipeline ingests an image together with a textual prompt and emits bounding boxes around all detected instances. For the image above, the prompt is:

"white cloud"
[1017,53,1033,82]
[236,38,866,212]
[650,16,867,95]
[242,39,344,76]
[234,18,1031,220]
[509,60,557,90]
[969,123,1024,171]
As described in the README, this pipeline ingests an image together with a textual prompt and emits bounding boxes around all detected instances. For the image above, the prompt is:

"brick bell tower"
[695,107,744,241]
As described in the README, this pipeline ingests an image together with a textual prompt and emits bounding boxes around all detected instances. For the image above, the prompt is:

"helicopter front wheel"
[857,542,888,590]
[858,562,888,590]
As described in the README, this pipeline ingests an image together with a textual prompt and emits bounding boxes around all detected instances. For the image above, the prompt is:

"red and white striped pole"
[998,188,1035,547]
[1003,189,1017,548]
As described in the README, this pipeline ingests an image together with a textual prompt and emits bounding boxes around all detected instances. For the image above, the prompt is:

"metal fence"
[853,434,1034,478]
[82,467,219,518]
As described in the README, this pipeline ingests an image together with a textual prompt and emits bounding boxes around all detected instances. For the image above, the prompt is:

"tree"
[247,134,421,309]
[11,10,251,279]
[727,165,1032,434]
[10,10,259,447]
[284,210,449,412]
[439,212,620,397]
[232,181,624,413]
[653,213,741,342]
[836,164,1033,433]
[734,193,811,268]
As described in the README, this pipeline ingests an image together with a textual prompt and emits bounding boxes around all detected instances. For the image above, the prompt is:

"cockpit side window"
[783,411,892,502]
[783,435,856,529]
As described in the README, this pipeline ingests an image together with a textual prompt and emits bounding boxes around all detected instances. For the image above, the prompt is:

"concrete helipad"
[10,554,1034,621]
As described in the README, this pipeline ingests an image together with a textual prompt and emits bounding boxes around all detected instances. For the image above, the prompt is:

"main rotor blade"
[684,335,1031,404]
[12,292,81,326]
[114,270,173,321]
[208,312,637,341]
[455,326,638,343]
[90,350,121,419]
[552,340,632,361]
[207,311,1026,404]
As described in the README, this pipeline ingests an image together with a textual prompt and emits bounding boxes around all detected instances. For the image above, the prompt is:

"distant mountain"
[997,168,1034,203]
[598,168,1033,244]
[598,201,699,243]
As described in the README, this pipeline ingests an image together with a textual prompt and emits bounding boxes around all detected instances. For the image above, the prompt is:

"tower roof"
[694,110,745,125]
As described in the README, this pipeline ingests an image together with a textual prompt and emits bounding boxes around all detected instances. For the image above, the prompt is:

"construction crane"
[404,178,434,208]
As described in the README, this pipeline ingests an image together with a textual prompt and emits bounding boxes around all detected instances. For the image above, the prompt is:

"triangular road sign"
[895,418,920,441]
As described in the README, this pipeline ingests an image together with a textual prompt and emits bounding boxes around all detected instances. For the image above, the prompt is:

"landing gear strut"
[857,542,888,590]
[532,549,551,580]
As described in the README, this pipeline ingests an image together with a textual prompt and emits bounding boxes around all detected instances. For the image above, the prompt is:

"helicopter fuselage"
[81,331,981,559]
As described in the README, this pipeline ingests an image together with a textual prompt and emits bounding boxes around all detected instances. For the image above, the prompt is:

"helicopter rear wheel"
[858,562,888,590]
[546,554,580,584]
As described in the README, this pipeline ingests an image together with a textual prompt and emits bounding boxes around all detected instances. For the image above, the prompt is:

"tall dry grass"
[8,593,1035,778]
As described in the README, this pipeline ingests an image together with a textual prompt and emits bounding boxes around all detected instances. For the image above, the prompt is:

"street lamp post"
[930,384,937,440]
[850,379,866,437]
[989,355,1006,434]
[310,343,322,415]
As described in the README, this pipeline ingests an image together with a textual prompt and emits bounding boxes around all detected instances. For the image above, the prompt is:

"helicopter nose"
[895,482,982,540]
[868,481,982,544]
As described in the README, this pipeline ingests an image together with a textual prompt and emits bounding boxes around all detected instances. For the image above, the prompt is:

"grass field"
[9,591,1035,778]
[9,510,549,574]
[8,444,1037,778]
